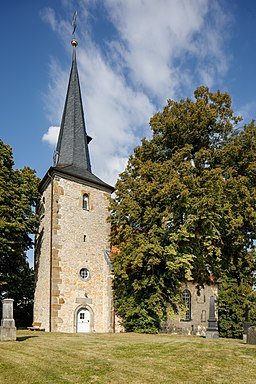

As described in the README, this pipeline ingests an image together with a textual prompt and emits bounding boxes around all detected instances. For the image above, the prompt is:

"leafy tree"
[111,86,256,334]
[218,276,252,338]
[0,139,40,326]
[217,121,256,337]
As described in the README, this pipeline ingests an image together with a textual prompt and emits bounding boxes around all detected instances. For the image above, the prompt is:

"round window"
[80,268,90,281]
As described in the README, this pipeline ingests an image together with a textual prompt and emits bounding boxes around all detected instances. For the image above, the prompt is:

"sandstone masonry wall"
[164,282,218,336]
[34,182,52,331]
[34,173,113,333]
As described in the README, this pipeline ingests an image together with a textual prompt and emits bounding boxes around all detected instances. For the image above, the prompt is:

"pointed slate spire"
[40,38,114,193]
[54,38,92,174]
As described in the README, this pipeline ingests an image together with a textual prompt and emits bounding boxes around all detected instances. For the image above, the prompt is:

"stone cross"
[0,299,16,341]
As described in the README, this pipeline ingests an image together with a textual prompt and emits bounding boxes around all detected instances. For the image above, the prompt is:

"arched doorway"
[76,308,90,333]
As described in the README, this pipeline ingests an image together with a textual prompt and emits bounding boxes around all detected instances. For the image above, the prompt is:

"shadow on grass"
[16,335,38,342]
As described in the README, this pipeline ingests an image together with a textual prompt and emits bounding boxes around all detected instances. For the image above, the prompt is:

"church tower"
[34,38,114,333]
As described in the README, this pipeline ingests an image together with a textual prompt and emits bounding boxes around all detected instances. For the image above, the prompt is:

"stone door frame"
[74,305,94,333]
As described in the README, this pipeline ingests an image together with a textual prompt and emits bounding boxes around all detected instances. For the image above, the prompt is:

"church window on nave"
[182,289,191,321]
[83,194,89,210]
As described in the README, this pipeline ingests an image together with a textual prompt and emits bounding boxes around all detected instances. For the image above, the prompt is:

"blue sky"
[1,0,256,188]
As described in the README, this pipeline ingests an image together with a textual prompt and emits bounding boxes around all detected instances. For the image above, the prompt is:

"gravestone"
[243,305,251,343]
[205,295,219,339]
[247,326,256,344]
[243,321,251,343]
[0,299,16,341]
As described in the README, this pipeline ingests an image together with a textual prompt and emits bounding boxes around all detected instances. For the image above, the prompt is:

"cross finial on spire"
[72,10,77,35]
[71,11,78,52]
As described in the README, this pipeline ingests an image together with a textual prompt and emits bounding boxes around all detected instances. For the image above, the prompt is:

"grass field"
[0,331,256,384]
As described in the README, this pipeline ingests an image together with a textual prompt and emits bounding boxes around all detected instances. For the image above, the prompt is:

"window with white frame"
[182,289,191,321]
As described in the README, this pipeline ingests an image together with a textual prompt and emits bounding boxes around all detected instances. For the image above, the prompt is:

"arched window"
[182,289,191,321]
[83,194,89,210]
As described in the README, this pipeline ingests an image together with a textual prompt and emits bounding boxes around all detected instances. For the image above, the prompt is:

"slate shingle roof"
[42,40,114,193]
[55,43,92,173]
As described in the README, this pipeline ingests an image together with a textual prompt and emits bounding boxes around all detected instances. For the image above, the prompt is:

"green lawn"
[0,331,256,384]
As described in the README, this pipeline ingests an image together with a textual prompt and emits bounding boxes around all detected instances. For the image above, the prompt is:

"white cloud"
[40,8,57,31]
[42,126,60,146]
[43,58,68,123]
[236,101,256,125]
[41,1,231,185]
[104,0,229,99]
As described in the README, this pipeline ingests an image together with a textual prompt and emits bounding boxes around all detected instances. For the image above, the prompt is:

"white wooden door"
[77,308,90,333]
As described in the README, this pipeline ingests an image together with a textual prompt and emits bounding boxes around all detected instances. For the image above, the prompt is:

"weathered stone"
[243,321,251,343]
[0,299,16,341]
[52,290,60,296]
[76,297,93,305]
[247,326,256,344]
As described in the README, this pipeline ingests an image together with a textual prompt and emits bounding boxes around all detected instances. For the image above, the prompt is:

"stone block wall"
[34,173,113,333]
[163,282,218,336]
[34,182,52,331]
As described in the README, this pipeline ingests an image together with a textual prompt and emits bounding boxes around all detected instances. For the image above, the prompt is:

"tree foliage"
[218,276,253,338]
[110,86,256,334]
[0,139,40,326]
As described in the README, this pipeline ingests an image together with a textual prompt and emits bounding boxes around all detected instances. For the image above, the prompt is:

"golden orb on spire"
[71,39,78,47]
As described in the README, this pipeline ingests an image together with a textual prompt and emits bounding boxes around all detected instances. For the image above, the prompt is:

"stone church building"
[33,38,114,333]
[33,39,218,335]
